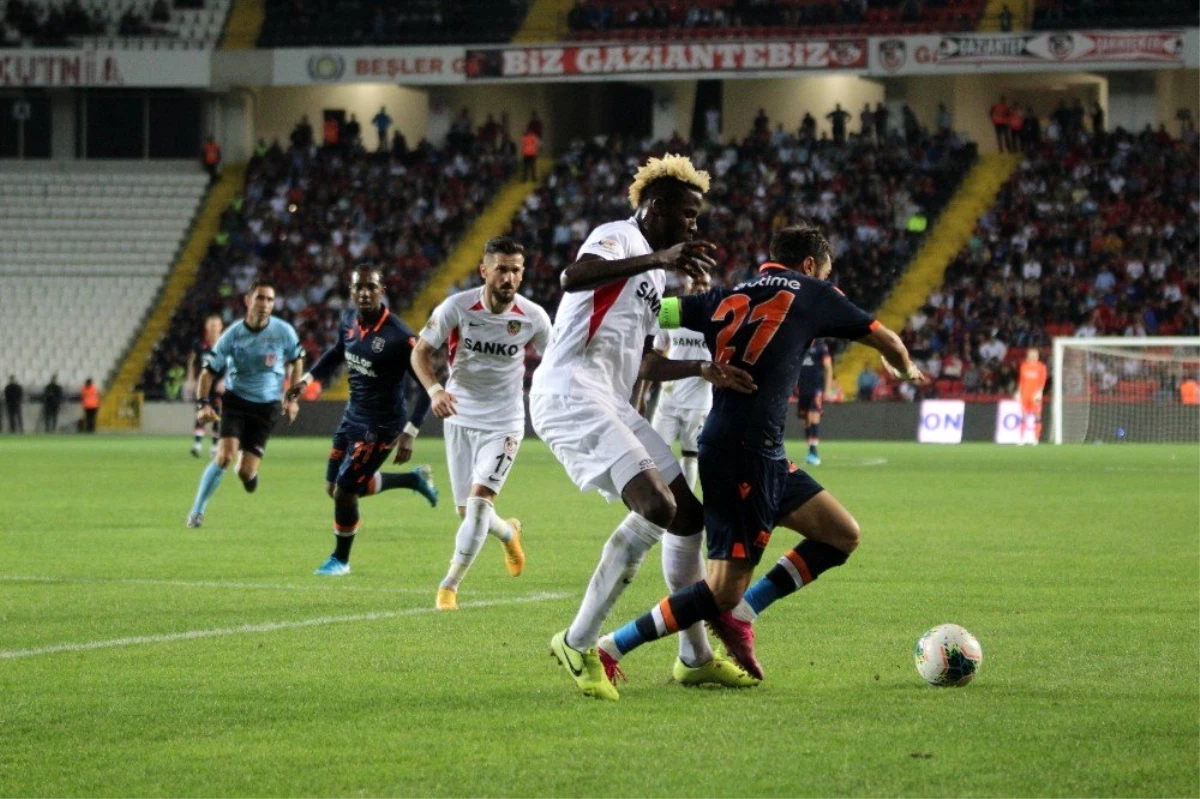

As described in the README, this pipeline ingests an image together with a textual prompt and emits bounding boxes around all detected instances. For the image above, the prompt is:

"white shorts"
[443,422,524,508]
[651,404,708,453]
[530,393,682,502]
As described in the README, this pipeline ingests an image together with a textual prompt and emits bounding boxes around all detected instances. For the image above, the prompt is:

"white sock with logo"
[440,496,491,591]
[566,512,662,651]
[662,531,713,667]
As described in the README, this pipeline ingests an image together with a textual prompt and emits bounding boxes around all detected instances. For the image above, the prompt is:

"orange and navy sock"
[807,424,820,454]
[738,540,848,619]
[610,580,720,657]
[332,504,360,563]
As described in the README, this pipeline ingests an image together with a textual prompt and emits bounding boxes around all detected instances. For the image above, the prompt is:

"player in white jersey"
[531,155,758,700]
[411,237,552,611]
[644,272,713,491]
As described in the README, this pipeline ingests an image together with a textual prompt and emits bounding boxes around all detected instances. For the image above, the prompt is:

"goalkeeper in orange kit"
[1017,348,1048,445]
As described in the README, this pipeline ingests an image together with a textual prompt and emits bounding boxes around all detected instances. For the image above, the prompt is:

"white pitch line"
[0,591,572,661]
[0,575,434,595]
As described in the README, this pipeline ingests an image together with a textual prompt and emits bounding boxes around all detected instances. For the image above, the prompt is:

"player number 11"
[711,290,795,365]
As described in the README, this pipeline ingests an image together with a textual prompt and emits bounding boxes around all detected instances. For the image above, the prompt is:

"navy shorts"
[325,417,400,495]
[698,444,825,566]
[796,385,824,415]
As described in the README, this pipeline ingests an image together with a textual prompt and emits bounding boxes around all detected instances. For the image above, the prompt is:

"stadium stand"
[257,0,531,47]
[895,126,1199,400]
[1,0,230,49]
[139,136,518,399]
[1032,0,1198,30]
[564,0,986,39]
[0,166,210,392]
[500,120,975,317]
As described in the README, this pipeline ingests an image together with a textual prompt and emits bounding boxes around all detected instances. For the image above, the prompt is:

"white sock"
[731,599,757,623]
[487,512,513,543]
[681,455,698,491]
[566,512,662,651]
[440,496,491,590]
[662,532,713,667]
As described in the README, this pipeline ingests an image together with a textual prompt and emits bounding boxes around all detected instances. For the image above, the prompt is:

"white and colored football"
[914,624,983,687]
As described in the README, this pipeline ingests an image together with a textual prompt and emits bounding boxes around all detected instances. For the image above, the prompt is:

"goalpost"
[1051,337,1200,444]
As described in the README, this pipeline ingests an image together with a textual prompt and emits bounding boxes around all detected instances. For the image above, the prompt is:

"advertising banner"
[872,29,1191,75]
[918,399,966,444]
[463,40,868,81]
[994,399,1024,444]
[272,47,467,86]
[0,49,210,87]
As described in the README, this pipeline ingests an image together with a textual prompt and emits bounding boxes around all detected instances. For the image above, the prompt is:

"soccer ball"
[914,624,983,687]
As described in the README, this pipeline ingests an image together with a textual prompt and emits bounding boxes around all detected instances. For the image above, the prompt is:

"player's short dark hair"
[351,264,384,281]
[246,278,275,295]
[770,225,833,268]
[483,237,525,258]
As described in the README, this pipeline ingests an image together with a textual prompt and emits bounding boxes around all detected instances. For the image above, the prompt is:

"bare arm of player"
[823,356,835,399]
[185,351,198,400]
[283,358,304,423]
[195,369,219,424]
[410,337,457,418]
[859,324,929,383]
[560,242,717,293]
[638,349,757,394]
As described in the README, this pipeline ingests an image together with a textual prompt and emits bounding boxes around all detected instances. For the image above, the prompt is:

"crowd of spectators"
[1,0,189,46]
[258,0,529,46]
[891,124,1199,401]
[140,120,516,399]
[425,107,974,385]
[565,0,983,37]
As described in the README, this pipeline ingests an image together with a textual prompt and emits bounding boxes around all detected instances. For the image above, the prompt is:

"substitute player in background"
[411,237,552,610]
[187,280,303,528]
[595,225,927,683]
[1017,348,1047,445]
[287,266,438,577]
[187,313,224,458]
[644,272,712,490]
[796,338,833,465]
[532,154,758,701]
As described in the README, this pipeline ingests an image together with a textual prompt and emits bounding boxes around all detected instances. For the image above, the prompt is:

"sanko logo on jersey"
[462,337,522,357]
[635,280,662,315]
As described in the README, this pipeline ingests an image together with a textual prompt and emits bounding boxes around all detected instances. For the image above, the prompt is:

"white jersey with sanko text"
[530,217,664,405]
[653,328,713,412]
[420,287,552,431]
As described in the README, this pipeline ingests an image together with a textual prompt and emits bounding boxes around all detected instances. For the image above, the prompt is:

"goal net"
[1052,337,1200,444]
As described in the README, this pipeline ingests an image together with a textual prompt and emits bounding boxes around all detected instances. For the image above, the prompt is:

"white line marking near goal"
[0,591,572,661]
[0,575,432,595]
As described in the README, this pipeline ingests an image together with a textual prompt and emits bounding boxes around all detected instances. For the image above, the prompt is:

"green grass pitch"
[0,436,1196,797]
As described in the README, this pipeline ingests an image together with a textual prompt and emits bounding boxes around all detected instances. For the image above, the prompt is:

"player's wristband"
[195,398,211,410]
[658,297,682,330]
[426,382,444,397]
[403,422,420,438]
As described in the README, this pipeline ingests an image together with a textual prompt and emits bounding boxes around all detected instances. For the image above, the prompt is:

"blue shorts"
[698,444,825,566]
[325,417,401,495]
[796,385,824,415]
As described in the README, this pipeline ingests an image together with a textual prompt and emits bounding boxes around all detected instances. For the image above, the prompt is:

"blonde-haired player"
[531,154,758,700]
[411,237,552,609]
[1017,348,1047,445]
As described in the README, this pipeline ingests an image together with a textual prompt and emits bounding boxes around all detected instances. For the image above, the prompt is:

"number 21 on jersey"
[711,290,794,364]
